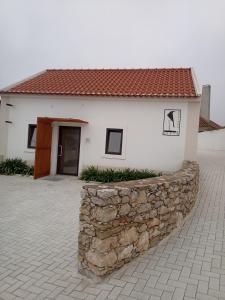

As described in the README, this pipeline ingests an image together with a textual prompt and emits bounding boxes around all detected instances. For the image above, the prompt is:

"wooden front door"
[34,118,53,179]
[57,126,81,176]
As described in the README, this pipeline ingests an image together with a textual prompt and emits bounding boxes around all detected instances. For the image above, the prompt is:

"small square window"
[105,128,123,155]
[27,124,37,149]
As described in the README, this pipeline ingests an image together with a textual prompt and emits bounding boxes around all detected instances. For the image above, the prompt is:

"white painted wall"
[0,96,9,161]
[184,101,201,161]
[198,129,225,151]
[0,95,200,173]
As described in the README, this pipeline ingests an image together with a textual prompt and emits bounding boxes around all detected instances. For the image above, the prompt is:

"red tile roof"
[1,68,198,98]
[199,117,222,132]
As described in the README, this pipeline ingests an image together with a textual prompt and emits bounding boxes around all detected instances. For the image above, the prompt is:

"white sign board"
[163,109,181,136]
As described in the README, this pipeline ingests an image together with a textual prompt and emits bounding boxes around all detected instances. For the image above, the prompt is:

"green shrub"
[0,158,34,176]
[80,166,160,183]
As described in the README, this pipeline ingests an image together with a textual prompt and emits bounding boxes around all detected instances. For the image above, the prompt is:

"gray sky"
[0,0,225,124]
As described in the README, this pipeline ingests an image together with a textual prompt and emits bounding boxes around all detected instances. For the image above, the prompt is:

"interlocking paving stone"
[1,150,225,299]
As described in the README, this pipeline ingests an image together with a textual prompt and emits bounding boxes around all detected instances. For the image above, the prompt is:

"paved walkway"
[0,151,225,300]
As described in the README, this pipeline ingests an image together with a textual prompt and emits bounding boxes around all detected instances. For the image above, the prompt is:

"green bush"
[80,166,160,183]
[0,158,34,176]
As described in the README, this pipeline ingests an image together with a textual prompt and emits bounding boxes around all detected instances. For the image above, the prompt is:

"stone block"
[137,231,149,251]
[119,204,131,216]
[91,236,118,253]
[118,245,133,260]
[97,189,118,199]
[86,250,117,268]
[119,227,139,246]
[137,203,151,213]
[94,206,117,223]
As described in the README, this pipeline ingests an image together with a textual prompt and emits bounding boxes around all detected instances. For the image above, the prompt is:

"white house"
[0,68,201,179]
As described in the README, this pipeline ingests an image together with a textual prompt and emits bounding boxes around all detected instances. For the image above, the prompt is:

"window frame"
[27,124,37,149]
[105,128,123,155]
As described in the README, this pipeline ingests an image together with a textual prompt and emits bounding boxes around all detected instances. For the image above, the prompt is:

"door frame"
[56,126,81,176]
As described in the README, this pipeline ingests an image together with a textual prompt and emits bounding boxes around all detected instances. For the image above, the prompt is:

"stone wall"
[78,161,199,277]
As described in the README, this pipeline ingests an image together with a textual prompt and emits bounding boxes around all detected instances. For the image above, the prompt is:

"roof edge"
[45,67,193,71]
[0,92,200,101]
[0,70,47,93]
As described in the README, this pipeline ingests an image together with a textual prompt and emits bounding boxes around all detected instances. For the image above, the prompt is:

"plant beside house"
[80,166,160,183]
[0,158,34,176]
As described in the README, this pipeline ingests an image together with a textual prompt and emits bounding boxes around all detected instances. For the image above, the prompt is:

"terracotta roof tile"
[1,68,198,98]
[199,117,222,131]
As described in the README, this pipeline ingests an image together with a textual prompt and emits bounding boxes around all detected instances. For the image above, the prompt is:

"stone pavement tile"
[12,288,30,298]
[117,295,137,300]
[196,292,218,300]
[180,267,191,278]
[185,283,197,298]
[85,295,96,300]
[130,290,151,300]
[132,271,150,280]
[167,279,187,289]
[95,290,110,300]
[63,281,81,295]
[190,273,209,282]
[136,262,147,273]
[108,278,127,287]
[202,270,220,279]
[68,290,88,299]
[108,286,123,299]
[208,288,225,299]
[155,283,175,292]
[6,281,24,293]
[55,295,75,300]
[35,289,53,299]
[158,272,170,284]
[134,279,147,292]
[170,270,181,281]
[202,262,211,272]
[26,285,44,294]
[75,280,89,291]
[2,277,18,286]
[0,291,17,300]
[96,283,114,291]
[0,284,10,293]
[48,286,65,299]
[143,269,161,278]
[161,291,173,300]
[197,280,208,294]
[121,282,135,296]
[149,296,160,300]
[84,286,102,296]
[146,276,159,288]
[209,277,220,290]
[142,286,162,297]
[191,263,202,275]
[172,287,185,300]
[179,277,198,286]
[120,275,138,283]
[23,293,37,300]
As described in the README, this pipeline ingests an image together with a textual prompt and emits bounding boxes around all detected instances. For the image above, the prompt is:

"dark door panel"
[57,126,81,176]
[34,118,53,179]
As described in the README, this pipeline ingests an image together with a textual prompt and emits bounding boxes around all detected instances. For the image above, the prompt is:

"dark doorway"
[57,126,81,176]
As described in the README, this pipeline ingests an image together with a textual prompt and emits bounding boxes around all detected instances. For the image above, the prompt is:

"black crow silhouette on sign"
[167,110,175,127]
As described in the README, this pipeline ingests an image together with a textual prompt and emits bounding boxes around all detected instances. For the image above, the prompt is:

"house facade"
[0,68,201,179]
